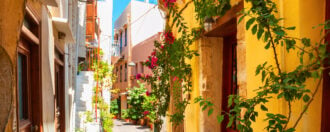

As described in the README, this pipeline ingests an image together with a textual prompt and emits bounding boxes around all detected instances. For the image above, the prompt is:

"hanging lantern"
[204,16,215,32]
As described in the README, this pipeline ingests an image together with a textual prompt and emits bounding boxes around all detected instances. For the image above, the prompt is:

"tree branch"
[292,75,323,128]
[284,101,292,129]
[170,0,193,29]
[266,26,282,76]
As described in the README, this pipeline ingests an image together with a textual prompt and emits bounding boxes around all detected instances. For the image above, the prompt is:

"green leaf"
[303,94,310,103]
[228,95,233,108]
[302,38,311,46]
[226,116,235,128]
[286,128,295,132]
[274,29,285,36]
[286,26,296,30]
[261,104,268,111]
[257,28,264,40]
[208,108,214,116]
[217,115,224,123]
[252,24,258,35]
[269,120,275,125]
[246,18,256,30]
[238,14,246,24]
[265,42,271,49]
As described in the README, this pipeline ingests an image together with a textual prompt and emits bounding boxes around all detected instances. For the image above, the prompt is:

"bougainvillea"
[162,0,176,8]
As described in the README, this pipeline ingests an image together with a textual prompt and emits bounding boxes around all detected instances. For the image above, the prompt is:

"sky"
[112,0,158,34]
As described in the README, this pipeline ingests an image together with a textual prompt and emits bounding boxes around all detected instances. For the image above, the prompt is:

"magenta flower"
[151,50,156,56]
[146,91,151,96]
[145,74,152,79]
[136,73,142,79]
[163,0,176,8]
[161,45,165,49]
[173,76,179,82]
[164,31,175,44]
[143,111,150,115]
[148,56,158,69]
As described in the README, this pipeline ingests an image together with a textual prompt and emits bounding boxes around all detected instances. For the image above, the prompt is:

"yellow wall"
[244,0,325,131]
[166,0,326,131]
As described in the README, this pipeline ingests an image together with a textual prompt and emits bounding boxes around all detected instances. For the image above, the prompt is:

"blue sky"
[112,0,157,34]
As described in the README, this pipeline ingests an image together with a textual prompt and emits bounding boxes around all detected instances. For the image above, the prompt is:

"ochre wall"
[243,0,325,131]
[166,0,327,131]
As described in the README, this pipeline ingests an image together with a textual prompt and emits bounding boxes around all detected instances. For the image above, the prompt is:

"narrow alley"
[0,0,329,132]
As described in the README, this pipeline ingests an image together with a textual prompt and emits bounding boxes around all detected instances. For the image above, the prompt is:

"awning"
[52,17,75,43]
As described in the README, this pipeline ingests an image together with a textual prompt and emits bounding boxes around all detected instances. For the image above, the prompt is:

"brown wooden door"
[321,0,330,131]
[221,34,238,132]
[55,51,65,132]
[18,41,32,132]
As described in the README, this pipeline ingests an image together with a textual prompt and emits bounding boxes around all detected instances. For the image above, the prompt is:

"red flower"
[145,74,152,79]
[136,73,142,79]
[163,0,176,8]
[161,45,165,49]
[151,50,156,56]
[173,76,179,82]
[146,91,151,96]
[164,31,175,44]
[148,56,158,69]
[143,111,150,115]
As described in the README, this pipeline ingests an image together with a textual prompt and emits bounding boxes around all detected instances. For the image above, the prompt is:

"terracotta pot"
[131,120,137,125]
[139,119,145,126]
[125,119,130,123]
[149,123,153,129]
[113,115,117,119]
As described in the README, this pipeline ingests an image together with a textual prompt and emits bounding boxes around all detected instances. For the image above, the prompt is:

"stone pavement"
[112,119,151,132]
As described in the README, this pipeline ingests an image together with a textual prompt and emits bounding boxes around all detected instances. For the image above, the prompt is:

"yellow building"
[159,0,330,131]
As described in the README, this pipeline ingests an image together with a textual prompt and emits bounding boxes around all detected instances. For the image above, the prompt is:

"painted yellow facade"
[163,0,328,131]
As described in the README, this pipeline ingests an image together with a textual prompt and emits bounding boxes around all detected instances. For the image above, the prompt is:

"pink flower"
[145,74,152,79]
[164,31,175,44]
[173,76,179,82]
[143,111,150,115]
[148,56,158,69]
[151,50,156,56]
[163,0,176,8]
[136,73,142,79]
[161,45,165,49]
[146,91,151,96]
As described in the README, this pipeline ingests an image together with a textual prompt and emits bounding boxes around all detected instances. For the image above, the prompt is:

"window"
[120,32,123,53]
[120,65,122,82]
[140,62,144,73]
[18,53,29,120]
[125,28,127,46]
[135,63,138,75]
[125,63,127,81]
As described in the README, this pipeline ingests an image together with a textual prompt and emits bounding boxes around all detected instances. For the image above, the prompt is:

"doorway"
[321,0,330,131]
[221,33,238,132]
[55,48,65,132]
[17,7,42,132]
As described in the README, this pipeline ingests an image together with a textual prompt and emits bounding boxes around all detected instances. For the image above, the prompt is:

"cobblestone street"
[112,119,151,132]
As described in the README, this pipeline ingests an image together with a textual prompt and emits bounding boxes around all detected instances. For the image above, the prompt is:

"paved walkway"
[112,119,151,132]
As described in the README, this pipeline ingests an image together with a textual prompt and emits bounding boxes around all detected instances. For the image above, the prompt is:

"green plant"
[110,100,119,116]
[101,111,114,132]
[142,94,157,122]
[84,111,93,123]
[126,81,147,121]
[121,109,129,119]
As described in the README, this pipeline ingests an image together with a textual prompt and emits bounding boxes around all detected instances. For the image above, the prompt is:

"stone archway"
[0,46,13,131]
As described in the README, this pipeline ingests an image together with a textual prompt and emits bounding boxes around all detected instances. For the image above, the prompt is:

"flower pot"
[113,115,117,119]
[139,119,145,126]
[125,119,130,123]
[131,120,137,125]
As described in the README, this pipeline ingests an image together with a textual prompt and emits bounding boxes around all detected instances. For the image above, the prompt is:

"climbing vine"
[138,0,329,131]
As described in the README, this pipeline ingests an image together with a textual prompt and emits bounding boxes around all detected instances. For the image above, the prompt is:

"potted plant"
[110,99,119,119]
[126,81,147,124]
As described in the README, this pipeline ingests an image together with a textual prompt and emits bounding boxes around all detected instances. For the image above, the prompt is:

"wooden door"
[55,50,65,132]
[221,34,238,132]
[321,0,330,131]
[17,41,32,132]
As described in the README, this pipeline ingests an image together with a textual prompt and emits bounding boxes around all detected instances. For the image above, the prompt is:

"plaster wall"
[41,5,56,131]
